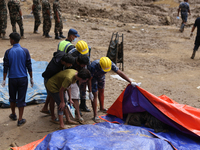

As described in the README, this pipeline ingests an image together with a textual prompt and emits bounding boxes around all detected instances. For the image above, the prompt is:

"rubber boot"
[79,99,91,112]
[191,50,196,59]
[55,33,61,39]
[59,32,66,38]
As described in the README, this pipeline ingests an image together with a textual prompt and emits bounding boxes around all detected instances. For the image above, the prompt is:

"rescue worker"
[8,0,26,38]
[42,0,52,38]
[57,28,79,53]
[32,0,41,34]
[53,0,65,39]
[88,57,137,123]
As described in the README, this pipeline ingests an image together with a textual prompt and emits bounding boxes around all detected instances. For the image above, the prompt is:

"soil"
[1,0,200,149]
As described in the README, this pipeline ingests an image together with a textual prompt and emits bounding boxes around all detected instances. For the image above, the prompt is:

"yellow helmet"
[99,57,112,72]
[75,40,89,55]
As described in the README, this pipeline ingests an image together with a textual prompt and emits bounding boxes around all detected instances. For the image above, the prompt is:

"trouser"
[43,18,51,34]
[33,12,41,31]
[0,16,7,34]
[54,19,63,34]
[10,18,24,36]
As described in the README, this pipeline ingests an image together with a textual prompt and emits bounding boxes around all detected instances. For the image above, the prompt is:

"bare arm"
[87,77,92,92]
[191,26,196,33]
[3,73,7,81]
[116,70,132,84]
[177,8,180,16]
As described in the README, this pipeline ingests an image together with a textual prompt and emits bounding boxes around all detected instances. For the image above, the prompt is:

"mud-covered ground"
[1,0,200,149]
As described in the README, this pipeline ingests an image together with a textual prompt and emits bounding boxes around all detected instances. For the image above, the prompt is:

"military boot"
[45,33,52,38]
[55,33,61,39]
[59,32,66,38]
[191,50,196,59]
[20,30,26,39]
[2,33,9,40]
[79,99,91,112]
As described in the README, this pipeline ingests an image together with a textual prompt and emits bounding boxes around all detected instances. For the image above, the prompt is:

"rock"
[165,16,171,25]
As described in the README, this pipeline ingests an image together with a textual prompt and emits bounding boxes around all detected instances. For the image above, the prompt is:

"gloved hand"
[50,15,53,19]
[1,80,5,87]
[190,32,193,37]
[131,82,141,87]
[177,16,180,19]
[30,78,34,87]
[21,16,24,20]
[30,11,33,14]
[89,92,94,102]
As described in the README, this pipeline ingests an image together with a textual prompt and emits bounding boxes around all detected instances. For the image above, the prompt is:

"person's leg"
[54,20,61,39]
[8,78,17,120]
[79,82,90,112]
[45,18,52,38]
[17,77,28,121]
[41,95,50,112]
[17,19,25,38]
[73,99,81,119]
[33,12,41,33]
[59,19,65,38]
[1,15,8,40]
[98,88,105,111]
[92,91,98,118]
[11,18,17,32]
[49,96,57,121]
[191,42,200,59]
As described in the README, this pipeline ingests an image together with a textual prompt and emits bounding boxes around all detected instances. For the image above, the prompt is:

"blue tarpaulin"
[0,59,48,107]
[34,122,200,150]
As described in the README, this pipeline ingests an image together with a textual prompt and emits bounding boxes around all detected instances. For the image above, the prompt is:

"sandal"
[50,118,59,124]
[99,108,108,113]
[78,117,84,124]
[66,120,79,125]
[40,110,51,115]
[93,116,101,123]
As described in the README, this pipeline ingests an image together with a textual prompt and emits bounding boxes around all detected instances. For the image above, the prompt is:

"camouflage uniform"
[8,0,24,36]
[33,0,41,32]
[42,0,51,36]
[0,0,7,36]
[53,0,63,36]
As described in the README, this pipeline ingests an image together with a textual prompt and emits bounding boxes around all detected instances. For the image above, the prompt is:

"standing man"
[32,0,41,34]
[88,57,137,123]
[0,0,9,40]
[42,0,52,38]
[177,0,191,32]
[2,32,34,126]
[53,0,65,39]
[8,0,26,39]
[57,28,80,53]
[190,17,200,59]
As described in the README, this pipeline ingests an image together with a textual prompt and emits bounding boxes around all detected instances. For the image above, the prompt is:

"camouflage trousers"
[0,17,7,34]
[10,18,24,36]
[33,12,41,30]
[43,18,51,34]
[54,19,63,34]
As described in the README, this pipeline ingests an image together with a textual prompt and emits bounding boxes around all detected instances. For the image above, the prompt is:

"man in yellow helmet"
[69,40,92,113]
[57,28,80,53]
[88,57,137,123]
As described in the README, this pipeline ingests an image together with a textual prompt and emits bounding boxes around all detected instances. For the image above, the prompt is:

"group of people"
[177,0,200,59]
[2,28,137,129]
[0,0,65,40]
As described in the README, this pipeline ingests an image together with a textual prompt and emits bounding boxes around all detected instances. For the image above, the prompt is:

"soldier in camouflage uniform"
[32,0,41,34]
[8,0,25,38]
[42,0,52,38]
[0,0,9,40]
[53,0,65,39]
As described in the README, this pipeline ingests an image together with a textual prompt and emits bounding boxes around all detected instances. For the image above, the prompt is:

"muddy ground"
[1,0,200,149]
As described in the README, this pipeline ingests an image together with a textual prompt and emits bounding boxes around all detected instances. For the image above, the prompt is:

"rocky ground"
[1,0,200,149]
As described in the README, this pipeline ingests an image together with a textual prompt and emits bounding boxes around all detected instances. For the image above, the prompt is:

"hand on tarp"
[30,78,34,87]
[89,92,94,102]
[131,82,141,87]
[1,80,5,87]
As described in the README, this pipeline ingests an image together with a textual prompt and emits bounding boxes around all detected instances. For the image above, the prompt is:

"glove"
[21,16,24,19]
[30,78,34,87]
[131,82,141,87]
[177,16,180,19]
[50,15,53,19]
[89,92,94,102]
[190,32,193,37]
[30,11,33,14]
[1,80,5,87]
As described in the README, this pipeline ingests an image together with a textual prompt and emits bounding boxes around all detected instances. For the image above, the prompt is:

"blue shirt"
[3,43,32,78]
[88,59,119,79]
[179,2,190,15]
